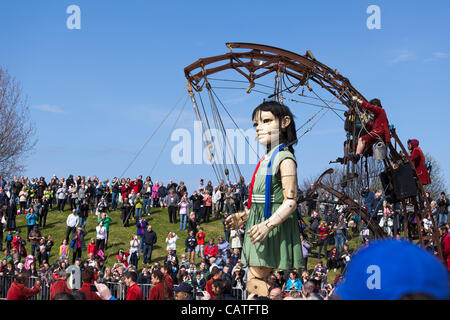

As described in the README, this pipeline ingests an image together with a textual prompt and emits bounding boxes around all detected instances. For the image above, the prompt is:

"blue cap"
[335,239,449,300]
[173,282,193,294]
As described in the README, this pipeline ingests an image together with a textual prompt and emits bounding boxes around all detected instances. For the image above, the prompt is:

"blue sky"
[0,0,449,191]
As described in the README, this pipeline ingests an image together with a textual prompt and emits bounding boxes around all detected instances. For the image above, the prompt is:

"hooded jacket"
[408,139,431,185]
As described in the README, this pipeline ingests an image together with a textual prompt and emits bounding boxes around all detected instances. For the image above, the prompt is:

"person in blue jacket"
[136,217,148,253]
[26,208,39,238]
[285,270,303,293]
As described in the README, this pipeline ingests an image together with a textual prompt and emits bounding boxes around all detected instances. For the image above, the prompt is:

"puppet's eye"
[263,118,271,123]
[253,122,258,127]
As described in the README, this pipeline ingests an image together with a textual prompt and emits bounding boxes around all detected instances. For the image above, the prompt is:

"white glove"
[352,96,363,104]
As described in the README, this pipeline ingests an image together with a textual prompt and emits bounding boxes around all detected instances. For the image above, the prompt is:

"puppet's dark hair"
[252,100,297,153]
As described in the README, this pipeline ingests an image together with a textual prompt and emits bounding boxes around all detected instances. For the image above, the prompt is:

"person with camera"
[26,208,38,239]
[6,272,41,300]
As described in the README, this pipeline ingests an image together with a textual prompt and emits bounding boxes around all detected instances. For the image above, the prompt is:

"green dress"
[241,144,304,270]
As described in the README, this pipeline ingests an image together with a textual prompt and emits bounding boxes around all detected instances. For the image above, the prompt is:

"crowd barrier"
[0,275,247,300]
[0,275,52,300]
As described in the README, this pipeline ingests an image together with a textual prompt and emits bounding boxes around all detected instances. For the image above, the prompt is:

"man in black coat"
[142,225,157,265]
[190,191,204,223]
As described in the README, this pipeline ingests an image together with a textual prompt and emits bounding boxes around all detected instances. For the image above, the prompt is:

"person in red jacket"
[407,139,431,186]
[125,271,143,300]
[6,273,40,300]
[130,179,142,195]
[116,249,130,268]
[78,266,102,300]
[203,238,218,267]
[160,265,174,290]
[148,269,172,300]
[50,271,72,299]
[87,238,97,257]
[440,226,450,271]
[205,266,222,300]
[350,97,391,163]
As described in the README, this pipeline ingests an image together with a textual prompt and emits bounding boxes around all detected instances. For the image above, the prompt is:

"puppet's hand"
[225,209,249,231]
[247,220,272,243]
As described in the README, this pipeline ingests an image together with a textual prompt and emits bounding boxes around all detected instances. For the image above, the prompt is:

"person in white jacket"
[165,231,179,253]
[96,220,108,252]
[66,209,79,242]
[379,212,393,237]
[230,227,245,250]
[212,186,222,219]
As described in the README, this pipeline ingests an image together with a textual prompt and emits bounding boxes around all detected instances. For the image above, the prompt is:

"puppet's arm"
[247,158,298,243]
[225,207,249,231]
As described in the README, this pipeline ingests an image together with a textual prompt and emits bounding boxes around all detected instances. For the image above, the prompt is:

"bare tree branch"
[0,68,37,178]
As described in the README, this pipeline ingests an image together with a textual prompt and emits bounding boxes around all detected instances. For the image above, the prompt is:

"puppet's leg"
[247,266,272,297]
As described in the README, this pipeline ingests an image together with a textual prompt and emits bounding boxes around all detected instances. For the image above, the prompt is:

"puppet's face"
[253,110,291,147]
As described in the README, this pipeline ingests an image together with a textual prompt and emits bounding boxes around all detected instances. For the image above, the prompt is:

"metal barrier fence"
[0,275,247,300]
[0,275,52,300]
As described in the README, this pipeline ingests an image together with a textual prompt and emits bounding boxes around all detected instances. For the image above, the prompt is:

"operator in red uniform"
[407,139,431,185]
[350,96,391,163]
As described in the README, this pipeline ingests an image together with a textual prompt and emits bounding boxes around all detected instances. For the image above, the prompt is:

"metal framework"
[184,43,443,260]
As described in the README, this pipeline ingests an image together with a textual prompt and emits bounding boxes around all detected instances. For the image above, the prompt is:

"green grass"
[13,206,364,284]
[13,206,225,268]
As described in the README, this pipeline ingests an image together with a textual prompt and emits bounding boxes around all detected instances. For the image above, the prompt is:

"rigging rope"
[196,91,224,183]
[104,92,185,264]
[206,83,243,181]
[118,93,184,179]
[149,97,189,176]
[209,87,258,157]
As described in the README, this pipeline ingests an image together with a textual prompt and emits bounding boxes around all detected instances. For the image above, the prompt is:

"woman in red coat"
[148,270,172,300]
[203,238,218,264]
[6,273,40,300]
[408,139,431,185]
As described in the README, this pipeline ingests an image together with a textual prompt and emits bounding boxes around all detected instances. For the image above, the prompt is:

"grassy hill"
[12,205,363,284]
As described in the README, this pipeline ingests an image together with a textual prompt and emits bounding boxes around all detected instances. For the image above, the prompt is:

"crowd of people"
[0,174,448,300]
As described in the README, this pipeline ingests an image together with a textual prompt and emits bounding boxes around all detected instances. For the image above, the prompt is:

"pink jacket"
[152,185,160,199]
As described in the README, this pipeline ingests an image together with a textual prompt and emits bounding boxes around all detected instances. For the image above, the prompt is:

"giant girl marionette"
[225,100,304,296]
